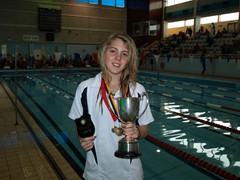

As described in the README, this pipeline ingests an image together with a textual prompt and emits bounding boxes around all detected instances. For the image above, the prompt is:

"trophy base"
[115,150,141,159]
[115,139,141,159]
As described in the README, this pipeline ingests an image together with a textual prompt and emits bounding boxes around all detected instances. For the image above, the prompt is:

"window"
[166,0,174,6]
[75,0,125,7]
[185,19,194,26]
[76,0,87,2]
[201,15,218,25]
[219,12,239,22]
[89,0,98,4]
[116,0,124,7]
[168,21,184,28]
[166,0,192,7]
[167,19,193,29]
[102,0,115,6]
[149,22,157,36]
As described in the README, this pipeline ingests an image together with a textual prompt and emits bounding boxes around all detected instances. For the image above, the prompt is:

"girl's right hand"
[79,136,95,151]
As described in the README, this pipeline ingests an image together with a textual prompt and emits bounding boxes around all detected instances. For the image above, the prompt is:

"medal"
[112,126,123,136]
[115,127,123,136]
[112,126,117,133]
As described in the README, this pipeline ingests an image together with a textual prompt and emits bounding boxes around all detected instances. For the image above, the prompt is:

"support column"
[162,21,168,37]
[238,0,240,32]
[161,0,166,38]
[193,0,200,36]
[194,16,201,35]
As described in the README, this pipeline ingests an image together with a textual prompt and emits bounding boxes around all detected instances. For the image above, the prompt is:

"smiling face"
[99,33,138,92]
[104,38,130,79]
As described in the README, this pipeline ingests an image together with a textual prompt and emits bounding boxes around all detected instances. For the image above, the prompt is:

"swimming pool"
[1,69,240,179]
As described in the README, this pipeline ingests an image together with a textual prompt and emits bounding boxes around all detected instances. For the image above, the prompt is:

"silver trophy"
[113,92,149,159]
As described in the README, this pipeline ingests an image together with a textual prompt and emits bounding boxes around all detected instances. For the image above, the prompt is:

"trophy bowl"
[114,92,149,159]
[117,97,140,123]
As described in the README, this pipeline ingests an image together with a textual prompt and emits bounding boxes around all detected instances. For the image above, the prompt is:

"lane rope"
[145,135,240,179]
[151,104,240,135]
[145,88,240,113]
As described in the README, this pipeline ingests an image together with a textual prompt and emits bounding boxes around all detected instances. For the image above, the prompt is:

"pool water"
[2,69,240,179]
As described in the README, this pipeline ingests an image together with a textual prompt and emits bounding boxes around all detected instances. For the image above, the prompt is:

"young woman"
[69,32,154,180]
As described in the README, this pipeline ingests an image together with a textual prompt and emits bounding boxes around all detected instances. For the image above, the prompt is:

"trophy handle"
[137,92,149,119]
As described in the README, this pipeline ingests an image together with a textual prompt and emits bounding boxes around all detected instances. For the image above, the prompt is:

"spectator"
[215,30,222,38]
[200,26,204,35]
[200,47,207,75]
[204,29,210,36]
[211,22,216,35]
[206,35,214,47]
[221,42,227,54]
[232,31,238,38]
[222,27,228,35]
[186,27,193,38]
[193,42,200,54]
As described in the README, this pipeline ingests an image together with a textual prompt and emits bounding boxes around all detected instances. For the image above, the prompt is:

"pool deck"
[0,78,81,180]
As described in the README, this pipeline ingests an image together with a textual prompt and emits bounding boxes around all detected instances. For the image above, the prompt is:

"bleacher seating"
[146,31,240,59]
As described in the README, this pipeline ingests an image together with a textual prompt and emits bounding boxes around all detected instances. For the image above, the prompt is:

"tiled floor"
[0,79,81,179]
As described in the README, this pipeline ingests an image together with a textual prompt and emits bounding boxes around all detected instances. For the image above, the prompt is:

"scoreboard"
[38,5,61,32]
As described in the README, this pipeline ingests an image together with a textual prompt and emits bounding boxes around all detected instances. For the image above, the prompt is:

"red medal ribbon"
[101,78,118,121]
[101,78,129,122]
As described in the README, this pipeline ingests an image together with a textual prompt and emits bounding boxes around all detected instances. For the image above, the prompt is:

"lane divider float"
[145,135,240,180]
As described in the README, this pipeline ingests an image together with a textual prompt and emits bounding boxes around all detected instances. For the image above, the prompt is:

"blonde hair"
[98,32,138,95]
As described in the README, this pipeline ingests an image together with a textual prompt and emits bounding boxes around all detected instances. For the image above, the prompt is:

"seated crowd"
[0,51,100,69]
[143,25,240,61]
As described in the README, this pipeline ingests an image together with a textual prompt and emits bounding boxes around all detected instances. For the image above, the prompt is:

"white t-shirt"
[69,72,154,180]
